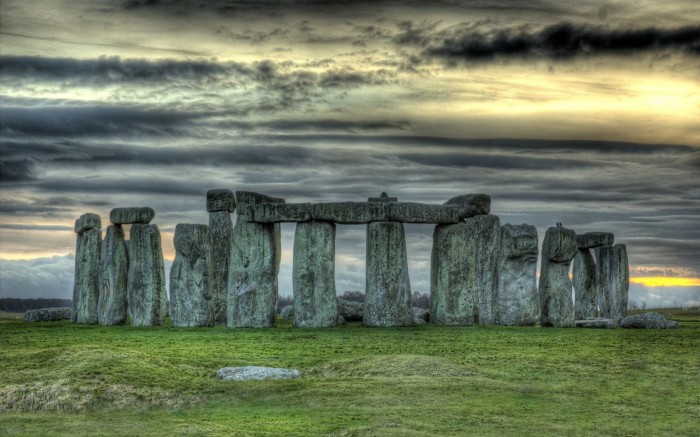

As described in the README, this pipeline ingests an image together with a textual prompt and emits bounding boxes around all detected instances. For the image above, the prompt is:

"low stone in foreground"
[338,299,363,322]
[24,307,71,322]
[216,366,301,381]
[619,312,679,329]
[575,318,615,329]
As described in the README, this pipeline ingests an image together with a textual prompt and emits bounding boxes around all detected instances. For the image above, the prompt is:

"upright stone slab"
[127,224,167,326]
[496,224,539,326]
[207,189,235,323]
[466,214,501,325]
[72,213,101,324]
[595,244,629,325]
[430,222,475,325]
[169,224,215,327]
[573,249,597,320]
[539,226,578,327]
[98,225,128,325]
[228,192,281,328]
[292,221,338,328]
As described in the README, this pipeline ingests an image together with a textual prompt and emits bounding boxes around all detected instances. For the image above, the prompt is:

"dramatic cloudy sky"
[1,0,699,308]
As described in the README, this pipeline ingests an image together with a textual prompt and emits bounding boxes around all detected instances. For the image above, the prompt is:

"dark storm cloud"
[398,152,595,170]
[0,159,39,182]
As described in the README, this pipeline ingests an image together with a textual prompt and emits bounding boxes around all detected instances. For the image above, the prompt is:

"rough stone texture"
[413,307,429,323]
[280,305,294,320]
[209,210,233,324]
[247,203,312,222]
[365,221,414,326]
[311,202,388,224]
[98,225,129,325]
[389,202,459,224]
[216,366,300,381]
[575,318,615,329]
[619,312,678,329]
[337,315,347,325]
[539,226,578,327]
[24,307,71,322]
[207,189,235,213]
[127,224,167,326]
[235,191,284,214]
[573,249,598,320]
[368,192,397,202]
[595,244,629,325]
[496,224,539,326]
[577,232,614,249]
[431,223,476,325]
[338,299,363,322]
[109,207,155,225]
[466,214,501,325]
[293,221,338,328]
[73,215,101,324]
[444,194,491,219]
[169,224,215,327]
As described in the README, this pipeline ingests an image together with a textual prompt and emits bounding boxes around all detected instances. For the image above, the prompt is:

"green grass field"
[1,309,698,436]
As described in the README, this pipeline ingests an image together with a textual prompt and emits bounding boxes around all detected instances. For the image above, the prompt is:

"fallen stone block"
[216,366,300,381]
[619,312,678,329]
[338,299,363,322]
[575,318,615,329]
[24,307,71,322]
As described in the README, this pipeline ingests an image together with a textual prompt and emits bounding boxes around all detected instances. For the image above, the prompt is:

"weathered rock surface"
[338,299,363,321]
[539,226,578,327]
[388,202,459,223]
[496,224,539,326]
[577,232,614,249]
[24,307,71,322]
[619,312,678,329]
[293,221,338,328]
[413,307,429,324]
[109,207,155,225]
[595,244,629,325]
[216,366,300,381]
[365,221,414,326]
[280,305,294,320]
[169,224,215,327]
[235,191,284,213]
[573,249,598,320]
[98,225,129,325]
[466,214,501,325]
[575,318,615,329]
[207,189,235,213]
[311,202,388,224]
[127,224,167,326]
[209,210,233,323]
[431,223,476,325]
[248,203,312,223]
[73,214,101,324]
[444,194,491,219]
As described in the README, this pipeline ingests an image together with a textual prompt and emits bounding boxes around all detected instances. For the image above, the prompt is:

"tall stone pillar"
[293,221,338,328]
[595,244,629,325]
[573,232,614,320]
[73,213,102,324]
[207,189,235,323]
[539,226,578,327]
[98,224,128,325]
[170,224,215,327]
[466,214,501,324]
[496,224,539,325]
[127,223,167,326]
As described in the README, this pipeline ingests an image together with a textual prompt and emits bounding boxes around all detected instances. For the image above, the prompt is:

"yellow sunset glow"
[630,277,700,287]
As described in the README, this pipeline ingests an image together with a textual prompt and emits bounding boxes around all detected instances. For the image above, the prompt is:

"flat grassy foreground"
[1,309,698,436]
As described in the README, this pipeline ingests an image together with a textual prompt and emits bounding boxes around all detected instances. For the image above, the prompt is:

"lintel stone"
[75,213,101,233]
[247,203,312,222]
[110,207,155,225]
[207,189,236,212]
[444,194,491,219]
[577,232,614,249]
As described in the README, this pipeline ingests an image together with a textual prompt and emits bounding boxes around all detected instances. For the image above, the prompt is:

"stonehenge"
[496,224,539,326]
[595,244,629,325]
[73,213,101,324]
[127,223,168,326]
[98,224,129,325]
[208,189,235,323]
[538,225,578,327]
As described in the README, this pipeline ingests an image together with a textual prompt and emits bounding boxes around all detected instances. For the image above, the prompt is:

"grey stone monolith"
[110,207,155,225]
[98,225,128,325]
[444,194,491,219]
[539,226,578,327]
[365,221,413,326]
[169,224,215,327]
[595,244,629,325]
[292,221,338,328]
[24,307,72,322]
[127,223,167,326]
[208,189,235,324]
[207,189,236,213]
[496,224,539,326]
[72,213,101,324]
[577,232,614,249]
[573,249,597,320]
[619,312,677,329]
[430,222,476,325]
[466,214,501,325]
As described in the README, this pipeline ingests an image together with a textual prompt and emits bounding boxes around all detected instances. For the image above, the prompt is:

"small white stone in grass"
[216,366,300,381]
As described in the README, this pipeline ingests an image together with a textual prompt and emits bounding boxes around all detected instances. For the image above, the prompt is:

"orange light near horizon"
[631,277,700,287]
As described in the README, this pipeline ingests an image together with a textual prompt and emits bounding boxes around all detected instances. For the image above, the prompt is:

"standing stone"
[365,221,414,326]
[72,213,101,324]
[496,224,539,326]
[98,225,129,325]
[207,189,235,323]
[127,224,167,326]
[430,222,476,325]
[292,221,338,328]
[169,224,215,327]
[228,192,282,328]
[539,226,578,327]
[595,244,629,325]
[466,214,501,325]
[573,249,597,320]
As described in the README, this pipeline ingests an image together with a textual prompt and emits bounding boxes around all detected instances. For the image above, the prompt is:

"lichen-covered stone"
[127,224,167,326]
[573,249,597,320]
[216,366,300,381]
[235,191,284,213]
[539,226,578,327]
[389,202,459,224]
[595,244,629,325]
[338,298,363,321]
[74,213,101,234]
[98,225,128,325]
[365,221,413,326]
[209,210,233,323]
[207,189,236,213]
[619,312,677,329]
[496,224,539,325]
[247,203,312,222]
[466,214,501,325]
[312,202,389,224]
[109,207,155,225]
[577,232,614,249]
[292,221,338,328]
[169,224,215,327]
[575,318,615,329]
[24,307,71,322]
[73,223,101,324]
[444,194,491,219]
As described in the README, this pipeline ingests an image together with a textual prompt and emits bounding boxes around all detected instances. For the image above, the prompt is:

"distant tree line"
[0,298,72,312]
[276,291,431,313]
